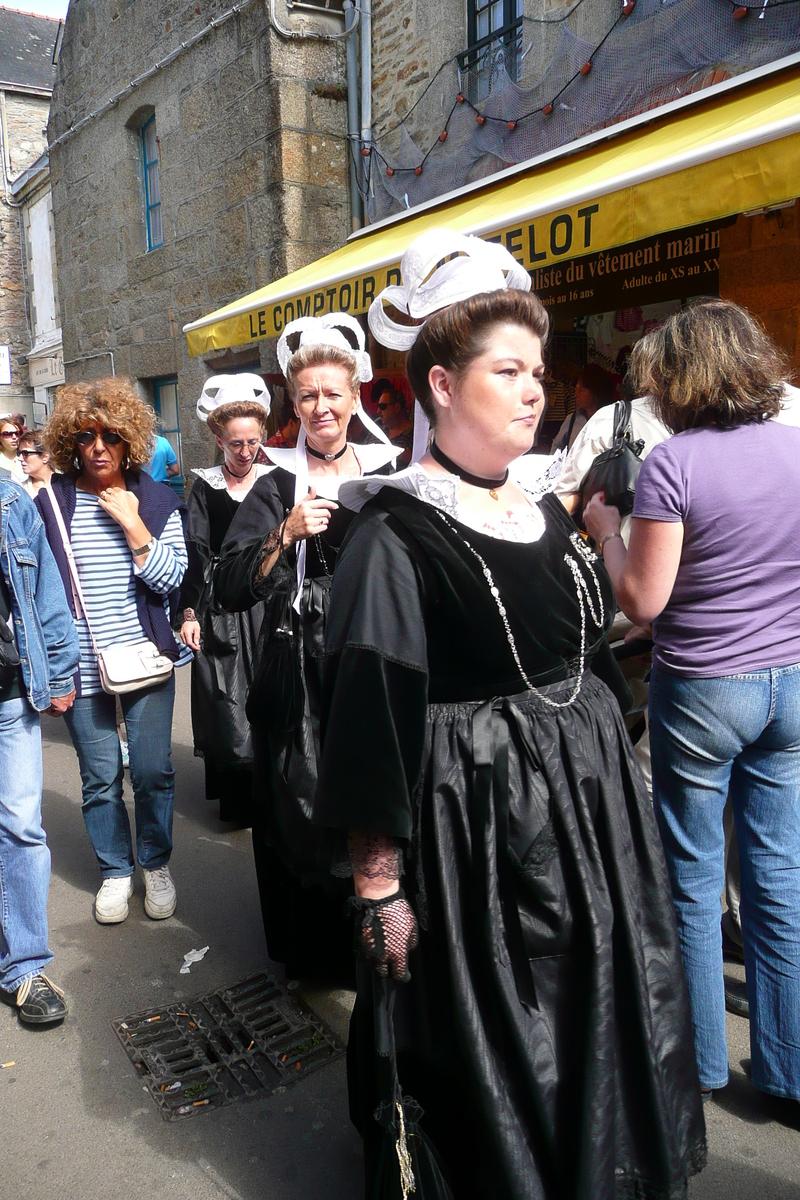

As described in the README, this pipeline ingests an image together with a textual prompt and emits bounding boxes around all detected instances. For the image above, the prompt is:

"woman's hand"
[281,486,338,547]
[583,491,622,544]
[180,620,202,652]
[97,486,140,531]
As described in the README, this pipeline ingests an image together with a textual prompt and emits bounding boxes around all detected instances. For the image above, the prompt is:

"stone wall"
[49,0,349,474]
[719,203,800,379]
[370,0,619,149]
[0,92,52,418]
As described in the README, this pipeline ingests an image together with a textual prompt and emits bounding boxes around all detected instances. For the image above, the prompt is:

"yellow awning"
[185,63,800,356]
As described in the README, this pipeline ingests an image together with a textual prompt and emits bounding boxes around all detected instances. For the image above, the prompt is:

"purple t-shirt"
[632,420,800,678]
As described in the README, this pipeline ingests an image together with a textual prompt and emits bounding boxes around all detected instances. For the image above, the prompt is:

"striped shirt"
[71,490,190,695]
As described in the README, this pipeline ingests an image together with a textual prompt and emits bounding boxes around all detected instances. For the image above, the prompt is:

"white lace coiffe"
[366,228,533,462]
[196,373,271,422]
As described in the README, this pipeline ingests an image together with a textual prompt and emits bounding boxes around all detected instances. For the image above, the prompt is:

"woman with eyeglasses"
[0,416,25,483]
[18,432,55,496]
[177,376,273,824]
[36,379,190,926]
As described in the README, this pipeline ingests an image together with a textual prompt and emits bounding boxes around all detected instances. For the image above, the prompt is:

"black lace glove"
[350,889,419,981]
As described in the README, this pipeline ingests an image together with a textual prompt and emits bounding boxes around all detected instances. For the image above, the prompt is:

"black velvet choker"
[306,442,348,462]
[430,440,509,497]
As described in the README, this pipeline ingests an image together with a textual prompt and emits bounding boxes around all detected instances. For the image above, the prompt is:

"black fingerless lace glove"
[349,889,419,982]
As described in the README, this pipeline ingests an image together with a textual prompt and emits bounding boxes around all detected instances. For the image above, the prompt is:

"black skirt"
[349,674,705,1200]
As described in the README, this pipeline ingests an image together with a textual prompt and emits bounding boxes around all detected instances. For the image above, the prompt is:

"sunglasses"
[18,449,42,459]
[1,430,19,439]
[75,429,124,447]
[377,402,395,411]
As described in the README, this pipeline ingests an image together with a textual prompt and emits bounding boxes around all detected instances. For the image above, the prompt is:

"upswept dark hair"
[206,400,269,438]
[406,289,550,425]
[627,300,788,433]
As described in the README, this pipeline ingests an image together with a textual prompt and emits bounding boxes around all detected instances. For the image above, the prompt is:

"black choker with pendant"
[430,440,509,499]
[306,442,348,462]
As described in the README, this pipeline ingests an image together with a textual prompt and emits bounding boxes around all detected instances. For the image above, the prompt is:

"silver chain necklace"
[436,515,605,709]
[314,533,331,576]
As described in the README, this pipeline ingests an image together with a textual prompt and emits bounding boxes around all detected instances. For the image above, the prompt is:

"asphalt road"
[2,669,799,1199]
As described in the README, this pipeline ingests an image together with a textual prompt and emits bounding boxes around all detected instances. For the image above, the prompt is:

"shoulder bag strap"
[44,485,101,657]
[612,399,633,446]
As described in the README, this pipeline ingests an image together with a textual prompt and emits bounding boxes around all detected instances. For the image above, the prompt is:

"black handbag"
[245,588,304,735]
[579,399,645,523]
[371,976,455,1200]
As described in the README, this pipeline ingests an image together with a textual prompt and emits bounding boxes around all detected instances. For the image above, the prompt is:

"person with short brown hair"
[17,431,54,497]
[585,299,800,1105]
[551,362,616,453]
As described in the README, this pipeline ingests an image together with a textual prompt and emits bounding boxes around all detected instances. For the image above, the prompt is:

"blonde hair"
[45,378,156,472]
[627,300,788,432]
[284,344,360,401]
[206,400,270,438]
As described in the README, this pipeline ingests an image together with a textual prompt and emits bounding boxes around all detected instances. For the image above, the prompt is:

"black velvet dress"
[316,487,706,1200]
[215,462,389,984]
[178,471,266,824]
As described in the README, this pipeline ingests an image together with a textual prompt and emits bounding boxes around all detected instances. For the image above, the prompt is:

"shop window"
[141,115,163,251]
[152,377,182,491]
[460,0,523,97]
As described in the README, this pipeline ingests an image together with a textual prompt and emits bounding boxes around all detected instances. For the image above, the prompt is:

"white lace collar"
[191,463,274,497]
[264,441,398,476]
[338,453,566,544]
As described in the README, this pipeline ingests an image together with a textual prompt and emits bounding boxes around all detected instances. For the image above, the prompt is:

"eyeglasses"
[0,430,19,439]
[377,402,394,411]
[18,449,42,459]
[74,429,124,447]
[226,438,261,451]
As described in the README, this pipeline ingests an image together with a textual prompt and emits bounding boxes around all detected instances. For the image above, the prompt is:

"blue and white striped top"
[71,490,191,695]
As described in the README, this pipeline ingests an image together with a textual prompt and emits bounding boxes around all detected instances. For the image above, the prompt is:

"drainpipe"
[359,0,372,215]
[343,0,362,231]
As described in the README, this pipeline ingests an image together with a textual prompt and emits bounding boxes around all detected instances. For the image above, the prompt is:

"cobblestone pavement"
[1,669,798,1199]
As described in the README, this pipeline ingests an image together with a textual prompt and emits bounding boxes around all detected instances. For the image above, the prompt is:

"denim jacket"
[0,477,80,711]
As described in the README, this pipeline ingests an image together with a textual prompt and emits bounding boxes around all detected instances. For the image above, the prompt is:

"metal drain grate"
[112,970,345,1120]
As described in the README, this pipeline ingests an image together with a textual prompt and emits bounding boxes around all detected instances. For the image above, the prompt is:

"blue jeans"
[64,675,176,878]
[0,697,53,992]
[649,664,800,1098]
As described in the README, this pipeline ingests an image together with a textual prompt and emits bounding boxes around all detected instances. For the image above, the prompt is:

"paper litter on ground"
[180,946,210,974]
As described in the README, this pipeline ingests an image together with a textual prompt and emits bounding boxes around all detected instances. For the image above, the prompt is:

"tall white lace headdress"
[367,229,532,460]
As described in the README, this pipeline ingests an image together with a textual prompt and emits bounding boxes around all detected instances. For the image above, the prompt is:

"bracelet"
[348,887,405,914]
[598,531,624,553]
[131,538,155,557]
[183,608,197,623]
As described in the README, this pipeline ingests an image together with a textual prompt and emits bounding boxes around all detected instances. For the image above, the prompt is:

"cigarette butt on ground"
[1,1061,15,1068]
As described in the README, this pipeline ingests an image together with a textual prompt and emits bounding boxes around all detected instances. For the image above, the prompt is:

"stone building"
[0,7,59,424]
[48,0,352,477]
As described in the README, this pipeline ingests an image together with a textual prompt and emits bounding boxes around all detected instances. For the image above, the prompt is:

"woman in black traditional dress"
[214,315,398,981]
[178,374,272,824]
[316,287,706,1199]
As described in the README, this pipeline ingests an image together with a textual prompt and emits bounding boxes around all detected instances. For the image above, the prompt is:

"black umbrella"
[370,976,454,1200]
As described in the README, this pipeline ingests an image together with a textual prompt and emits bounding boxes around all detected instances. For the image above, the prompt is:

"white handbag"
[47,486,174,696]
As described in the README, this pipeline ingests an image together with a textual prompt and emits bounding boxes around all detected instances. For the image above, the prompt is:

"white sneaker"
[142,865,177,920]
[95,876,134,924]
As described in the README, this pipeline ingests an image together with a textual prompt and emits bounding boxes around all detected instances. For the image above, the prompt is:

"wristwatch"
[131,538,155,557]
